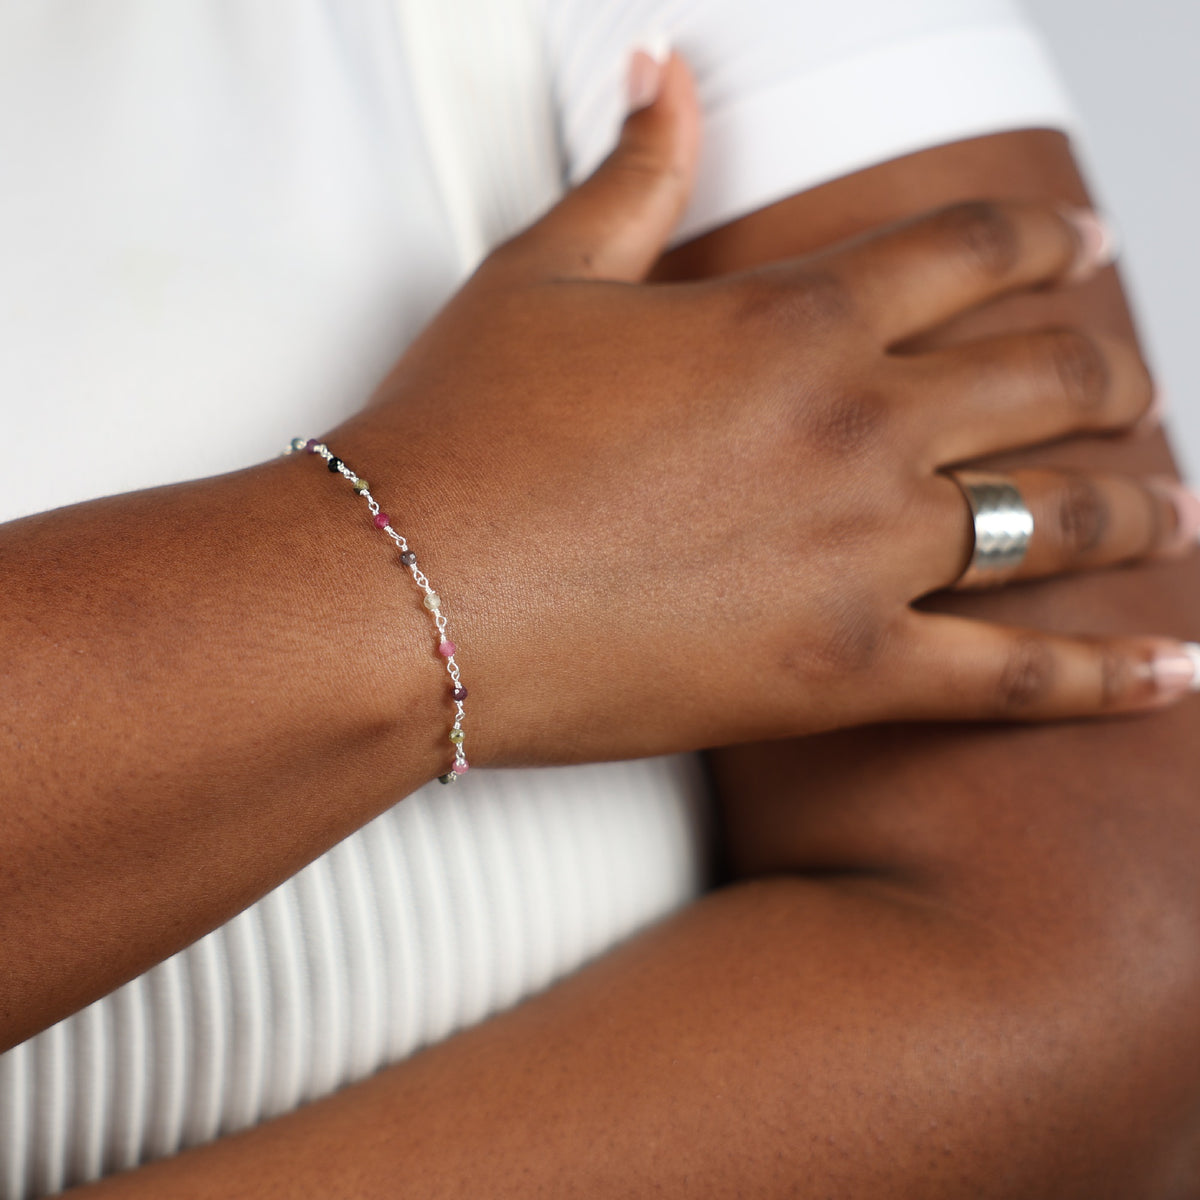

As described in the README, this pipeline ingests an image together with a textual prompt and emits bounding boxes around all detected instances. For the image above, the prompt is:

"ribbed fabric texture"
[0,759,710,1199]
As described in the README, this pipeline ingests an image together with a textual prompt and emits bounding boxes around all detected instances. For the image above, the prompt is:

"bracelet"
[285,437,468,784]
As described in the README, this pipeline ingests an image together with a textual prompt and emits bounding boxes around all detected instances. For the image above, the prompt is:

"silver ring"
[947,470,1034,588]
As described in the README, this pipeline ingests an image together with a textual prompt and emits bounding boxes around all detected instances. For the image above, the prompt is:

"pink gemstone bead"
[373,513,389,529]
[438,640,456,657]
[304,438,320,453]
[452,761,469,775]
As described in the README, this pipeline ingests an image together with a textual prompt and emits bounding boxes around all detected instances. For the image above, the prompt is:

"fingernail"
[1150,643,1200,698]
[1147,477,1200,554]
[1133,390,1166,436]
[627,35,670,113]
[1061,207,1118,282]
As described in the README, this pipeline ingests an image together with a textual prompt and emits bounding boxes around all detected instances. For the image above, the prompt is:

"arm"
[0,457,450,1050]
[7,61,1176,1060]
[66,137,1200,1200]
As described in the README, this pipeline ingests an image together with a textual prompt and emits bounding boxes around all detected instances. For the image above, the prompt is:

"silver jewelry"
[947,470,1034,589]
[286,437,469,784]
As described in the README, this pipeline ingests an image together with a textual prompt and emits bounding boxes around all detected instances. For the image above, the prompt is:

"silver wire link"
[285,438,469,782]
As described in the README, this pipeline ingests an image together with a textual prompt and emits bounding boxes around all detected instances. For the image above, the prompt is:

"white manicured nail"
[1062,208,1118,282]
[1188,643,1200,690]
[626,34,671,112]
[1147,477,1200,554]
[636,32,671,65]
[1151,643,1200,698]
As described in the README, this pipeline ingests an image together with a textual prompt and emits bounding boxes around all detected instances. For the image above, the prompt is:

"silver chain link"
[286,438,468,782]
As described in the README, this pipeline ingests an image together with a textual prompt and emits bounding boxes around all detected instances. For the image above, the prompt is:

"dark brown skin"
[3,58,1189,1064]
[693,128,1200,1195]
[46,87,1200,1200]
[45,78,1200,1200]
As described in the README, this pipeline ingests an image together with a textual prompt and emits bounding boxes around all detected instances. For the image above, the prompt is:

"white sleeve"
[545,0,1077,245]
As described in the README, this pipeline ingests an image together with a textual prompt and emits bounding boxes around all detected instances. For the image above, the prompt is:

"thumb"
[496,48,701,284]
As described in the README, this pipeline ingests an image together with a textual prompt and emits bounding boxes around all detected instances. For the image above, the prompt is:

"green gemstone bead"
[423,592,441,611]
[289,437,306,453]
[449,729,465,744]
[437,773,456,785]
[353,478,369,493]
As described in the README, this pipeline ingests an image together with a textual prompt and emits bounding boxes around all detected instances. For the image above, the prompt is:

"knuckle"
[725,276,778,330]
[1055,474,1109,557]
[610,146,685,190]
[936,200,1021,278]
[1045,328,1110,413]
[729,269,857,336]
[798,388,889,459]
[779,591,890,678]
[996,637,1057,711]
[791,269,858,326]
[824,606,887,674]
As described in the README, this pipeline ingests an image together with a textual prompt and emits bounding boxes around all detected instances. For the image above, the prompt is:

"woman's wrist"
[248,447,456,789]
[0,451,451,1049]
[280,436,472,783]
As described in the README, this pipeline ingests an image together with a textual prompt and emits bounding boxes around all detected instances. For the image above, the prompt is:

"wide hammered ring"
[947,470,1034,589]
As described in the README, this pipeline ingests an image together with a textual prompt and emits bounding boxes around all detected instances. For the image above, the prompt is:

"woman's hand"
[326,54,1194,767]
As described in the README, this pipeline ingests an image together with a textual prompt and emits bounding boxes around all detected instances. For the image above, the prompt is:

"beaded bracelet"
[285,437,468,784]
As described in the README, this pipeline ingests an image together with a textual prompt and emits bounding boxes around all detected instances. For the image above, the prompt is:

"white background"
[1026,0,1200,478]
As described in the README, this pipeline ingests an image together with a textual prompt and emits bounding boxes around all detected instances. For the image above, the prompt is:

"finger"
[892,614,1200,722]
[484,49,700,285]
[912,328,1154,468]
[823,200,1115,345]
[917,469,1200,595]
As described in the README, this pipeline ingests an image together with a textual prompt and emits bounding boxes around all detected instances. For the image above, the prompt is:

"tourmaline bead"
[449,729,465,744]
[327,456,343,473]
[305,438,320,452]
[400,551,416,566]
[452,761,469,775]
[423,592,441,611]
[373,513,389,529]
[452,686,468,702]
[438,640,456,657]
[290,437,306,452]
[437,773,456,785]
[353,478,369,493]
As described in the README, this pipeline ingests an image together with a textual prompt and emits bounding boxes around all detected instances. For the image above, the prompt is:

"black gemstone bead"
[328,456,343,473]
[400,551,416,566]
[438,773,456,785]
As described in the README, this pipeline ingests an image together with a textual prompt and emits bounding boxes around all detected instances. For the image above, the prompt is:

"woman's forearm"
[25,129,1200,1200]
[66,874,1180,1199]
[3,115,1185,1102]
[0,454,447,1050]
